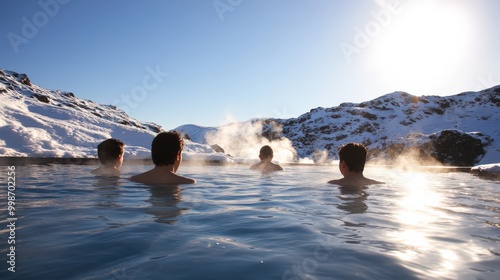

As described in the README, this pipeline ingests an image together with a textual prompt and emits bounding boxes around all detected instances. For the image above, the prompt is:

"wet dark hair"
[97,138,124,164]
[152,131,184,166]
[259,145,273,159]
[338,143,367,173]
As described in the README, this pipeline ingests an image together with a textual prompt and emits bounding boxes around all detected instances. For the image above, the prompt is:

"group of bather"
[91,131,383,187]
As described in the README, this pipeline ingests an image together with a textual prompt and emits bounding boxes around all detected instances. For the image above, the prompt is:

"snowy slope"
[0,69,230,162]
[1,68,498,165]
[177,88,500,165]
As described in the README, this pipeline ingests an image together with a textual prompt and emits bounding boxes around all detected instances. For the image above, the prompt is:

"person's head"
[338,143,367,174]
[151,131,184,169]
[259,145,274,160]
[97,138,124,167]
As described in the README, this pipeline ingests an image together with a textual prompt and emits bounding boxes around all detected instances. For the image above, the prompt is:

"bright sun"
[370,0,476,93]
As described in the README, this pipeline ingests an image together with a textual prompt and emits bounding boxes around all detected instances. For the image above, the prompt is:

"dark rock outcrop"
[210,144,225,154]
[373,130,489,166]
[20,74,31,86]
[32,93,50,103]
[431,130,486,166]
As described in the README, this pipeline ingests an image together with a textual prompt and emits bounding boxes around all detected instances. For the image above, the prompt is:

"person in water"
[328,142,383,187]
[130,131,196,184]
[91,138,125,176]
[250,145,284,173]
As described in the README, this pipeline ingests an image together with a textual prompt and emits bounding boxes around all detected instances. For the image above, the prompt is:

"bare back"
[130,166,196,185]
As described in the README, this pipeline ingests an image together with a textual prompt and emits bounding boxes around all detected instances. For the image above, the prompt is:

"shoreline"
[3,156,499,179]
[0,157,233,166]
[0,156,472,171]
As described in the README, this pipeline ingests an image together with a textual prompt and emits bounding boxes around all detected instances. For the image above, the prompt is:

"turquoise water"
[1,164,499,279]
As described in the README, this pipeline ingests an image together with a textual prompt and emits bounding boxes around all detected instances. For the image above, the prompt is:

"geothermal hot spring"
[1,159,498,280]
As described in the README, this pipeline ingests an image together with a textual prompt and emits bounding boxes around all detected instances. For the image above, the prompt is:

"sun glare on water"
[387,171,490,278]
[370,0,476,93]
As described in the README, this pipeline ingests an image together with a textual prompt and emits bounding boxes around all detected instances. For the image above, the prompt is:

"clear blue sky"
[2,0,499,130]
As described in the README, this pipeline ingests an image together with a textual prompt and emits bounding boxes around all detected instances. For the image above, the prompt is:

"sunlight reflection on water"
[0,164,498,280]
[386,171,497,279]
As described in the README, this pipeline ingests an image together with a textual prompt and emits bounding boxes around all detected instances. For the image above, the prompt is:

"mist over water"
[205,120,297,163]
[195,113,489,169]
[202,120,453,167]
[370,148,448,170]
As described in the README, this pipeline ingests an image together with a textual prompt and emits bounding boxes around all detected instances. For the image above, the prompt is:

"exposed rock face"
[431,130,487,166]
[19,74,32,86]
[375,130,490,166]
[10,72,32,86]
[32,93,50,103]
[210,144,225,154]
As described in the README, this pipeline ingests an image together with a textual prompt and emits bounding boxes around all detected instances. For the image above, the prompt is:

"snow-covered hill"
[1,68,498,167]
[177,88,500,165]
[0,69,230,162]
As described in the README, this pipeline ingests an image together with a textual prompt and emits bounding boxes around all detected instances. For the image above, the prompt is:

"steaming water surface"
[1,164,499,279]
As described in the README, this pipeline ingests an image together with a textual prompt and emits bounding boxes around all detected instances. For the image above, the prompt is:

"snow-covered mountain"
[177,87,500,166]
[1,68,498,167]
[0,69,230,162]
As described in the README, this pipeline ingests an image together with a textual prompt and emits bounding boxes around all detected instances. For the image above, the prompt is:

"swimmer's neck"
[103,164,120,170]
[153,164,178,173]
[259,155,275,162]
[342,172,366,179]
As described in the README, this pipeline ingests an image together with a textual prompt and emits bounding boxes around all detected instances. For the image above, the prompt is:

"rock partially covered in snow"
[471,163,500,180]
[431,130,489,166]
[369,130,491,166]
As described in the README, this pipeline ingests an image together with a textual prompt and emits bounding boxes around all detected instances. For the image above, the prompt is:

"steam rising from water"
[370,148,444,170]
[205,119,297,163]
[203,118,451,168]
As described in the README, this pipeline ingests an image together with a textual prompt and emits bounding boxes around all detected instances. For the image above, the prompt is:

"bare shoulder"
[129,172,147,183]
[365,178,385,185]
[328,177,384,187]
[175,174,196,184]
[92,166,120,176]
[273,163,284,171]
[130,171,195,185]
[251,162,283,173]
[129,169,155,183]
[250,162,262,170]
[327,178,346,185]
